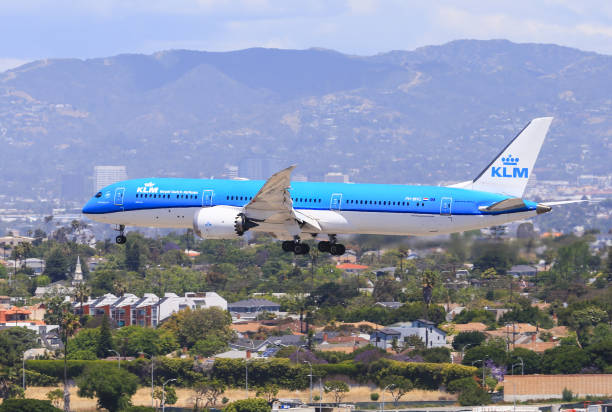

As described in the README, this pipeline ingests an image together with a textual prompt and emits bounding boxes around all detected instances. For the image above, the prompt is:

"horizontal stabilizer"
[541,199,590,206]
[478,198,526,213]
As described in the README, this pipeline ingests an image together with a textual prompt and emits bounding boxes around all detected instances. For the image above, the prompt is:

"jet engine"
[193,206,258,239]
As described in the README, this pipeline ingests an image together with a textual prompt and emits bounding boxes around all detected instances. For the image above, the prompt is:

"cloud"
[0,58,30,72]
[433,3,612,53]
[1,0,612,59]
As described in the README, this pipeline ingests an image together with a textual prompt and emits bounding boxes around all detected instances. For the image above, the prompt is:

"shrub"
[26,370,59,386]
[0,398,62,412]
[562,388,573,402]
[223,398,271,412]
[458,385,491,406]
[370,392,379,401]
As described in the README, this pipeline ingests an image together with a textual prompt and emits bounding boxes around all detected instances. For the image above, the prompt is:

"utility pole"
[139,352,154,409]
[304,361,313,403]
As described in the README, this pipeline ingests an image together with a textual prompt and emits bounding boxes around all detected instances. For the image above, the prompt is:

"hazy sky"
[2,0,612,71]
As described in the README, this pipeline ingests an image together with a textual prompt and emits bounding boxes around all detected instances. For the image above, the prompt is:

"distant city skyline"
[2,0,612,71]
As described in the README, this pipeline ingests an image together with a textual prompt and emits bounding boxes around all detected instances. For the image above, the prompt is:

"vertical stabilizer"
[465,117,553,197]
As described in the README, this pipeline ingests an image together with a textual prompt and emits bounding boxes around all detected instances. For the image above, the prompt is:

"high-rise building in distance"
[94,166,127,192]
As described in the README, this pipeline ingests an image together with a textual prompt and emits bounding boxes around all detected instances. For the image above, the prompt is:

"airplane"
[83,117,574,255]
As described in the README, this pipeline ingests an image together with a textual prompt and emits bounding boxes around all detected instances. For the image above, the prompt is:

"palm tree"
[73,283,91,315]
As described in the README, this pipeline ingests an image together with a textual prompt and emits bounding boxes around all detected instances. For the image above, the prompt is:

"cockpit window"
[95,192,102,198]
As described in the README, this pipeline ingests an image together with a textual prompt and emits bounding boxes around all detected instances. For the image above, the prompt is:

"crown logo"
[144,182,155,187]
[501,154,519,166]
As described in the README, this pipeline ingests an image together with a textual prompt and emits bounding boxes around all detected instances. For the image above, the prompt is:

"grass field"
[24,385,455,410]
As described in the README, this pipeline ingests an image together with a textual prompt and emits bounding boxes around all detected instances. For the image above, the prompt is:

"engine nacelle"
[193,206,242,239]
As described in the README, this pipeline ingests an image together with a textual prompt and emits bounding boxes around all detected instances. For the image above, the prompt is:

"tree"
[160,307,233,348]
[403,334,425,349]
[373,278,401,302]
[256,384,279,402]
[76,363,139,412]
[73,283,90,315]
[0,328,38,366]
[380,376,413,405]
[0,368,24,400]
[193,379,226,409]
[452,331,486,351]
[462,341,508,367]
[125,241,141,272]
[191,336,228,357]
[97,314,114,358]
[154,386,177,409]
[113,326,178,357]
[540,345,590,374]
[44,247,68,282]
[447,378,490,406]
[324,380,350,403]
[508,348,541,374]
[412,347,451,363]
[44,297,80,412]
[46,389,64,409]
[568,306,608,345]
[223,398,271,412]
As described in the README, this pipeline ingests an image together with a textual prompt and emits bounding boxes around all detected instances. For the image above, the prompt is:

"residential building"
[370,320,447,349]
[34,282,75,298]
[75,291,228,328]
[508,265,537,278]
[110,293,140,327]
[228,299,280,316]
[0,235,34,248]
[184,292,227,310]
[131,294,159,327]
[0,306,58,336]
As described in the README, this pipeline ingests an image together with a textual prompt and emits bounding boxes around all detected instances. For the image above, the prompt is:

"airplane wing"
[244,165,321,236]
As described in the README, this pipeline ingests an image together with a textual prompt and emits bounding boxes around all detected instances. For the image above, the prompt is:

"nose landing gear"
[115,225,127,244]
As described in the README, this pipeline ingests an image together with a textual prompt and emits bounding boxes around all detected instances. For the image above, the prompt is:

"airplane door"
[202,190,214,207]
[440,197,452,216]
[113,188,125,206]
[330,193,342,211]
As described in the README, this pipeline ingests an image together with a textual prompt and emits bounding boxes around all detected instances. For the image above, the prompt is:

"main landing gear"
[115,224,127,244]
[282,235,346,256]
[317,235,346,256]
[282,239,310,255]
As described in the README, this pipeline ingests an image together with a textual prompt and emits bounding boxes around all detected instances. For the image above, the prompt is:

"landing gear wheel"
[329,243,346,256]
[294,243,310,255]
[115,235,127,244]
[282,241,295,252]
[317,241,331,253]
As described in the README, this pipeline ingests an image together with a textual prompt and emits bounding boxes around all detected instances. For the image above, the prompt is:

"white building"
[93,166,127,192]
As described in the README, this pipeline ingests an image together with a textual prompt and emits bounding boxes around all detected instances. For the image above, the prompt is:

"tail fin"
[457,117,553,197]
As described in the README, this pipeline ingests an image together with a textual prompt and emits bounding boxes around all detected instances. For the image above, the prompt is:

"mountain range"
[1,39,611,202]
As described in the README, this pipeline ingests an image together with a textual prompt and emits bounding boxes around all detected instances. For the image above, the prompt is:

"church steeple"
[72,256,83,285]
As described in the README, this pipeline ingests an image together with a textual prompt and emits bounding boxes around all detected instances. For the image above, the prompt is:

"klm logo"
[491,155,528,179]
[136,182,159,194]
